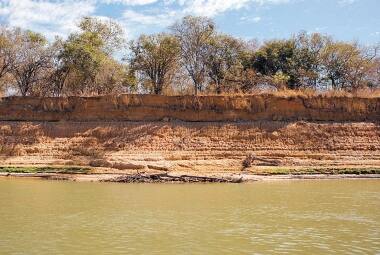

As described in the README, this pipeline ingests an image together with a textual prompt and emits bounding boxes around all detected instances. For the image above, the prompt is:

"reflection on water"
[0,179,379,254]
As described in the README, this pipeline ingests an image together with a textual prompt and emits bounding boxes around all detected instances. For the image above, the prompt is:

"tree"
[60,31,104,94]
[1,16,378,97]
[319,41,375,90]
[226,42,266,93]
[251,33,331,90]
[11,30,52,96]
[171,16,215,95]
[93,58,130,95]
[59,17,127,95]
[205,34,244,94]
[367,56,380,88]
[129,33,180,95]
[0,26,23,93]
[79,16,125,55]
[293,31,330,88]
[47,37,71,96]
[272,71,291,89]
[0,27,16,81]
[252,39,299,89]
[348,44,379,90]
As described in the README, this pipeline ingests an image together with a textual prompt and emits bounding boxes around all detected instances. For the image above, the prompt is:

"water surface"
[0,179,379,254]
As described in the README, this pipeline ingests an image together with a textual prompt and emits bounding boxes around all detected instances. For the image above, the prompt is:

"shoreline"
[2,171,380,183]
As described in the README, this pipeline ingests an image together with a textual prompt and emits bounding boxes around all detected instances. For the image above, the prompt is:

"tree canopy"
[0,15,378,97]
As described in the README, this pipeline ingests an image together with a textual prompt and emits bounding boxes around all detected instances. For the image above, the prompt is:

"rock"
[89,159,112,167]
[143,157,163,162]
[147,164,170,171]
[112,162,146,170]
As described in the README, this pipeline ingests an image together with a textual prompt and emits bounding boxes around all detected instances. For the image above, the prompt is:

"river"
[0,179,379,254]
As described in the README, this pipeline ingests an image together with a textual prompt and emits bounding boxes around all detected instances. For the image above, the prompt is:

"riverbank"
[1,121,379,174]
[1,95,379,180]
[1,166,380,183]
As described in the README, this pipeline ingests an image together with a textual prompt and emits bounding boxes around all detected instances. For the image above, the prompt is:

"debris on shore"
[102,173,244,183]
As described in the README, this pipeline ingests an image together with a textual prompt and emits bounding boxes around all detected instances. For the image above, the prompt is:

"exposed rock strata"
[0,121,379,173]
[0,94,379,122]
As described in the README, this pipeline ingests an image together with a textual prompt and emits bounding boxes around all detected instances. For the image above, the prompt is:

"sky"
[0,0,379,45]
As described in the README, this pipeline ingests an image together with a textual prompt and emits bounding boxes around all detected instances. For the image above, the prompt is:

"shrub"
[242,153,255,168]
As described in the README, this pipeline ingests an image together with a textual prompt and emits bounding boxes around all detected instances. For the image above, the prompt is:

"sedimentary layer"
[0,94,379,122]
[1,121,379,173]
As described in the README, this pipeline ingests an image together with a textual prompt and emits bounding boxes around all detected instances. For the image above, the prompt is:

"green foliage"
[272,71,290,88]
[247,167,380,175]
[206,34,244,93]
[0,16,379,97]
[61,32,106,87]
[292,32,330,87]
[0,166,90,174]
[129,33,180,94]
[25,30,47,46]
[57,17,128,95]
[248,31,379,91]
[252,39,299,88]
[79,16,125,54]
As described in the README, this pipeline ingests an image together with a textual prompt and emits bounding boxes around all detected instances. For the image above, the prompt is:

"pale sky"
[0,0,379,44]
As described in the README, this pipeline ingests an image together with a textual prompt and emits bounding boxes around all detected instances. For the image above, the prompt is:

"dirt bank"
[0,95,379,180]
[1,120,379,176]
[0,94,379,122]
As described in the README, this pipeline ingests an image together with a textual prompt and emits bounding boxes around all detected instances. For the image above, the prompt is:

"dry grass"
[197,88,380,98]
[0,144,24,156]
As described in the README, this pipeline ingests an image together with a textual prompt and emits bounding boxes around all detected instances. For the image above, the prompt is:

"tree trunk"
[154,86,162,95]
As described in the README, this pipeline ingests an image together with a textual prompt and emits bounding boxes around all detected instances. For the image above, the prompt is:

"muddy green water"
[0,179,379,254]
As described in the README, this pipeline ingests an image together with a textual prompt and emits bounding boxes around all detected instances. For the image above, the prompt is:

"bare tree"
[0,26,23,93]
[320,41,377,90]
[0,26,15,80]
[170,16,215,95]
[11,31,52,96]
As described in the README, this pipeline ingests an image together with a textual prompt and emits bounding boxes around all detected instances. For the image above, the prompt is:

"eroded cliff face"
[0,94,379,122]
[1,95,379,172]
[1,121,379,172]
